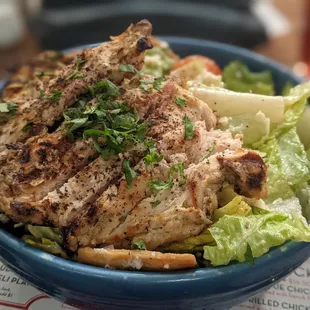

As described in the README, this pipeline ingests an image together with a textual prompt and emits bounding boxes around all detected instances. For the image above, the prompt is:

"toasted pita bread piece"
[78,248,197,271]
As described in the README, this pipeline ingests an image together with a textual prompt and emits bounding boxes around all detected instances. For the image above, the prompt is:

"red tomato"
[172,55,222,75]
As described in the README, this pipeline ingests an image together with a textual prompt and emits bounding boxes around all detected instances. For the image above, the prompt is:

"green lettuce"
[296,185,310,221]
[27,225,63,244]
[222,61,275,95]
[160,229,214,253]
[214,196,251,221]
[22,225,67,258]
[259,128,310,202]
[267,81,310,141]
[219,111,270,146]
[23,236,67,258]
[204,211,310,266]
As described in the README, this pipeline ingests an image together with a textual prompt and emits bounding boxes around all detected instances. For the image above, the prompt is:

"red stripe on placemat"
[0,294,49,309]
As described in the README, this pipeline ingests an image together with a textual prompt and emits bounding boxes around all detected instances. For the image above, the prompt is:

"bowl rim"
[0,36,309,290]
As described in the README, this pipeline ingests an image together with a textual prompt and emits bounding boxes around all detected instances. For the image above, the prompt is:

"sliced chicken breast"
[0,20,153,146]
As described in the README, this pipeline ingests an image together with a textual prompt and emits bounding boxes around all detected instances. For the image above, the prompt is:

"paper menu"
[0,258,309,310]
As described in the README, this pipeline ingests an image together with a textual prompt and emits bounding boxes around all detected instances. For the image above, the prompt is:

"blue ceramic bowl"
[0,37,310,310]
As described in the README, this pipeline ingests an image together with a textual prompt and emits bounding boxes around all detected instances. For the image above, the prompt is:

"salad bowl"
[0,37,309,310]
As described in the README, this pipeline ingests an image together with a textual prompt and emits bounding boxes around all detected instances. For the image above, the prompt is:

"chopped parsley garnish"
[118,64,141,76]
[140,78,155,91]
[66,72,85,80]
[0,102,17,124]
[22,122,33,132]
[153,77,163,90]
[39,89,62,102]
[63,80,147,160]
[148,179,172,191]
[144,139,163,165]
[75,58,85,71]
[50,90,62,102]
[131,240,147,250]
[175,96,186,106]
[169,162,186,185]
[151,200,161,208]
[36,71,54,77]
[144,151,163,165]
[93,80,120,99]
[66,58,86,80]
[200,141,216,161]
[184,115,194,140]
[0,102,17,113]
[140,77,164,91]
[122,159,137,188]
[148,162,186,191]
[39,89,45,100]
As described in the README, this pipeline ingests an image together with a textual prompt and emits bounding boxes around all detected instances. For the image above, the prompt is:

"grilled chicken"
[3,145,145,226]
[0,20,153,146]
[1,50,77,101]
[66,149,266,251]
[0,21,268,269]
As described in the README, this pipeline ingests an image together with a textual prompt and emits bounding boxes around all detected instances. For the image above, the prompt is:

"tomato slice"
[172,55,222,75]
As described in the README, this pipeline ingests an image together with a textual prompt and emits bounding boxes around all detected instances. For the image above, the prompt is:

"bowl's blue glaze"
[1,37,310,310]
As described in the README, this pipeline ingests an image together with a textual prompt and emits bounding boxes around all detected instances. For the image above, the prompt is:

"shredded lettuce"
[23,236,67,258]
[22,225,67,258]
[222,61,275,95]
[27,225,63,244]
[204,211,310,266]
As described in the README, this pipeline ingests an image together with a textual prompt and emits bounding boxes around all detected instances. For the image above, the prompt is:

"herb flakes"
[122,159,137,188]
[175,96,186,106]
[184,115,194,140]
[200,141,216,161]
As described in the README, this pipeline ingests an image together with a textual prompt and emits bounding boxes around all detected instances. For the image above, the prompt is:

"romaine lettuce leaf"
[22,235,67,258]
[222,61,275,95]
[160,229,214,253]
[22,225,67,258]
[268,197,304,218]
[259,127,310,202]
[190,81,310,148]
[214,196,251,221]
[296,184,310,221]
[204,212,310,266]
[268,81,310,140]
[259,138,294,202]
[27,225,63,245]
[190,86,288,124]
[276,128,310,189]
[219,111,270,146]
